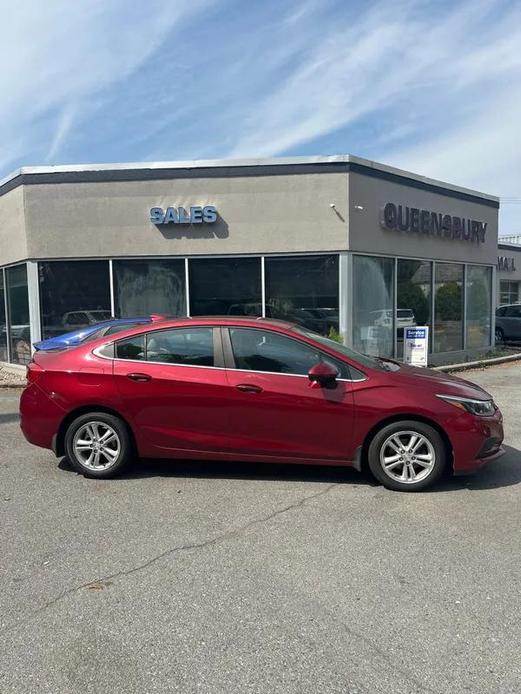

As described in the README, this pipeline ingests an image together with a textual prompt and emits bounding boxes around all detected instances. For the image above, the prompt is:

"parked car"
[33,315,166,351]
[495,304,521,342]
[20,317,504,492]
[369,309,416,330]
[62,310,113,330]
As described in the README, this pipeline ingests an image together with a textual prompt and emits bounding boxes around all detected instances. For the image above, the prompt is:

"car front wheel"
[495,327,504,343]
[367,420,447,492]
[65,412,133,478]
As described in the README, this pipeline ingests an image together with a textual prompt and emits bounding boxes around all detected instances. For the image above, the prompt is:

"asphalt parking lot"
[1,364,521,694]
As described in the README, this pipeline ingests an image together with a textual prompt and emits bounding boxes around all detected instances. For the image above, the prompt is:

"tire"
[495,327,504,344]
[367,420,447,492]
[64,412,133,478]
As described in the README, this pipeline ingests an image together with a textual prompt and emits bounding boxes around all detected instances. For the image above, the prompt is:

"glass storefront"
[0,253,496,365]
[189,257,261,316]
[396,260,432,358]
[265,255,339,337]
[352,255,394,357]
[39,261,111,339]
[6,264,31,365]
[434,263,464,353]
[466,265,492,349]
[0,270,7,362]
[113,259,186,318]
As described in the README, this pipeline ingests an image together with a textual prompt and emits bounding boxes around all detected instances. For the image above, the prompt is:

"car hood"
[388,363,493,400]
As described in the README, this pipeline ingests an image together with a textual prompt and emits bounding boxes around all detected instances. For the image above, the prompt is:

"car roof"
[149,316,297,329]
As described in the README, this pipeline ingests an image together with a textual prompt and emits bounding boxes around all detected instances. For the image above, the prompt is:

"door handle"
[127,372,152,382]
[236,383,263,393]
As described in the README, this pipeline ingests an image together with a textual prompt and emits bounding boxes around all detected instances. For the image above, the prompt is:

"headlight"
[436,394,497,416]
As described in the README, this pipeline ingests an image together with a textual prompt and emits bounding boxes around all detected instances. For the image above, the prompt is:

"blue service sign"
[405,328,427,340]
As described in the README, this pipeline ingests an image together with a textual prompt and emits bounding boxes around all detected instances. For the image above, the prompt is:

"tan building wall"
[0,186,27,266]
[348,171,498,265]
[22,172,349,261]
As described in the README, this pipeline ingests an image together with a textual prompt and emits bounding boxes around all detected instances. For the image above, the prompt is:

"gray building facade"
[0,155,500,366]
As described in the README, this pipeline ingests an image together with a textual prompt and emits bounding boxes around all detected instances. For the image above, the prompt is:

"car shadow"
[57,444,521,492]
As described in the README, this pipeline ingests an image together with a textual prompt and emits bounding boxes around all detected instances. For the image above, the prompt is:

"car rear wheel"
[367,420,446,492]
[65,412,132,478]
[495,327,504,343]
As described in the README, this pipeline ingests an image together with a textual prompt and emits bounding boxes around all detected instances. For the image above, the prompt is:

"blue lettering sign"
[150,205,217,225]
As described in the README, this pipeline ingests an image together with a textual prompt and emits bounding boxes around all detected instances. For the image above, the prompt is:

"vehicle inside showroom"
[0,155,500,367]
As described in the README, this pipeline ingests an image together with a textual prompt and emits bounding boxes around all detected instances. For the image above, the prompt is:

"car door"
[221,326,356,462]
[112,326,231,454]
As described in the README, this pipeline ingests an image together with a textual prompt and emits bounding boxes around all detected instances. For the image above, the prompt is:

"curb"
[434,352,521,373]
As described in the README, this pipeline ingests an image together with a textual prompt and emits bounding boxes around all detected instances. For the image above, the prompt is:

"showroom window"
[499,280,520,305]
[0,269,7,362]
[396,259,432,358]
[113,259,186,318]
[189,257,261,316]
[264,255,339,337]
[6,264,31,365]
[352,255,394,357]
[434,263,464,353]
[466,265,492,349]
[39,261,111,339]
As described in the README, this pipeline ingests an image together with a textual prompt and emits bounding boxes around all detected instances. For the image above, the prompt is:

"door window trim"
[221,326,366,382]
[94,326,225,369]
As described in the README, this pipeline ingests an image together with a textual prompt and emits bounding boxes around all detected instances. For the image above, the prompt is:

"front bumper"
[450,408,505,474]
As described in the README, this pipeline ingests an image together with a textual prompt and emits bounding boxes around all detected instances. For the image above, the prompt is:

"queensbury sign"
[381,202,487,243]
[150,206,217,225]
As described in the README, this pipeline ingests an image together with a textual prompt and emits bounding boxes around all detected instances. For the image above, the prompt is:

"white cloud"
[0,0,212,165]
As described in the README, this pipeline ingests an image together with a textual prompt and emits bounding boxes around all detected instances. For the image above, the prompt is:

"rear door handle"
[236,384,263,393]
[127,372,152,382]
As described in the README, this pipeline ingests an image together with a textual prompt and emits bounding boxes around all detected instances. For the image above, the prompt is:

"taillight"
[26,361,44,384]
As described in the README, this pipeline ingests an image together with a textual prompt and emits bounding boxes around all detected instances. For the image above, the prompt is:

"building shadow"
[155,216,229,240]
[57,444,521,492]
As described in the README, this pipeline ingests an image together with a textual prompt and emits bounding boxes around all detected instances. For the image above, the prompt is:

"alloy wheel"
[72,421,121,470]
[379,430,436,484]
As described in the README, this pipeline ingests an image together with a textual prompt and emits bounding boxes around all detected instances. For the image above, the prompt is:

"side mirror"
[308,361,338,387]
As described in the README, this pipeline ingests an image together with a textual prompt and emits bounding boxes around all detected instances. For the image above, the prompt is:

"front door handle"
[236,384,263,393]
[127,372,152,382]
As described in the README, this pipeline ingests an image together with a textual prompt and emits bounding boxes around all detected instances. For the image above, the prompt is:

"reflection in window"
[189,257,261,316]
[499,280,520,306]
[352,255,394,357]
[466,266,492,348]
[39,261,111,339]
[434,263,463,353]
[0,270,7,362]
[7,264,31,365]
[264,255,339,337]
[113,259,186,318]
[396,260,431,359]
[116,334,145,360]
[146,327,214,366]
[229,327,347,376]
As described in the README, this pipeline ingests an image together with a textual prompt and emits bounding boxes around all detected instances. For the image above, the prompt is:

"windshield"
[294,327,387,370]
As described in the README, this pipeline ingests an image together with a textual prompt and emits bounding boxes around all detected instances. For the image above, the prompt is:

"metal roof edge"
[0,154,499,203]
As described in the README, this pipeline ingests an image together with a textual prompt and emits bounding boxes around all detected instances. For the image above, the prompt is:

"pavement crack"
[1,482,337,635]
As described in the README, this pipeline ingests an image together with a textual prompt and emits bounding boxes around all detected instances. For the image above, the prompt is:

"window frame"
[108,326,225,369]
[221,326,365,381]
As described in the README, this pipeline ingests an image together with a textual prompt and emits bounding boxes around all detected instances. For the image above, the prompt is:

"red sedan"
[20,317,504,492]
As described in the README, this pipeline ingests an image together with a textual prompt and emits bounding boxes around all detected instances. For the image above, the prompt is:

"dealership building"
[0,154,505,367]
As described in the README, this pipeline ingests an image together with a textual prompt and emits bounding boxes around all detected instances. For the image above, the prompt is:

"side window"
[116,334,145,360]
[228,328,349,377]
[506,306,521,317]
[146,327,214,366]
[496,307,506,317]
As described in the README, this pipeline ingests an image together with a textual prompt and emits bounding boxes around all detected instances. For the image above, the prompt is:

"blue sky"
[1,0,520,233]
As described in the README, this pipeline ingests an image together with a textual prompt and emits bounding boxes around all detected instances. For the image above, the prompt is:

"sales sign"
[403,327,429,367]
